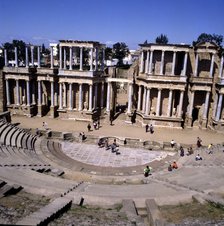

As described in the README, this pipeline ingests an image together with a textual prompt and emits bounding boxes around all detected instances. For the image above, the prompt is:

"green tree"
[105,47,112,60]
[193,33,223,47]
[155,34,169,44]
[112,42,129,66]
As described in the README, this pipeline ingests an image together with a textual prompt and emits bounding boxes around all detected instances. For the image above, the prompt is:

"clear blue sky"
[0,0,224,49]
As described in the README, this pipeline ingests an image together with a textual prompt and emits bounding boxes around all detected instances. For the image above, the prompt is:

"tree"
[105,47,112,60]
[112,42,129,66]
[155,34,169,44]
[193,33,223,47]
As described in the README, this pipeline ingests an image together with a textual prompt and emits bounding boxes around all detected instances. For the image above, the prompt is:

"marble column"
[78,83,83,111]
[212,92,218,119]
[50,46,54,69]
[69,83,73,110]
[203,91,210,119]
[215,93,223,121]
[15,47,18,67]
[69,47,72,70]
[51,82,54,107]
[148,51,154,74]
[63,83,67,108]
[101,48,105,71]
[100,83,104,108]
[64,48,67,69]
[31,81,36,105]
[16,80,20,105]
[171,51,176,75]
[37,46,40,68]
[145,51,150,74]
[160,51,165,75]
[25,46,29,68]
[127,84,133,114]
[89,84,93,111]
[194,53,199,76]
[31,46,34,66]
[38,81,42,106]
[137,86,142,111]
[59,46,62,69]
[4,49,8,66]
[145,88,151,115]
[95,48,98,71]
[188,91,195,117]
[42,92,46,105]
[178,91,184,117]
[59,83,63,109]
[156,89,162,116]
[167,89,173,117]
[219,56,224,78]
[5,79,10,105]
[181,52,188,76]
[106,82,111,112]
[140,51,144,73]
[94,83,98,109]
[209,53,215,77]
[142,87,147,113]
[26,80,30,106]
[79,47,83,71]
[90,48,93,71]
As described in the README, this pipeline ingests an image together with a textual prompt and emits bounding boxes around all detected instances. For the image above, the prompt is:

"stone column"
[4,49,8,66]
[160,51,165,75]
[51,82,54,107]
[181,52,188,76]
[140,51,144,73]
[31,46,34,66]
[127,83,133,114]
[219,56,224,78]
[156,89,162,116]
[171,51,176,75]
[63,83,67,108]
[37,46,41,68]
[31,81,36,105]
[145,88,151,115]
[69,83,73,110]
[101,48,105,71]
[100,82,104,108]
[69,47,72,70]
[79,47,83,71]
[203,91,210,119]
[59,46,62,69]
[142,87,147,113]
[50,46,54,69]
[64,48,67,69]
[95,48,98,71]
[209,53,215,77]
[78,83,83,111]
[5,79,10,105]
[212,92,218,119]
[194,53,199,76]
[38,81,42,106]
[106,82,111,112]
[16,80,20,105]
[178,90,184,117]
[15,47,18,67]
[188,91,195,117]
[25,46,29,68]
[137,86,142,111]
[26,80,30,106]
[59,83,63,109]
[145,51,150,74]
[148,51,154,74]
[90,48,93,71]
[94,83,98,109]
[215,93,223,121]
[89,84,93,111]
[167,89,173,117]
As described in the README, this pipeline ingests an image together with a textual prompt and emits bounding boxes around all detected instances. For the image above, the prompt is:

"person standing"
[87,123,91,132]
[145,124,149,133]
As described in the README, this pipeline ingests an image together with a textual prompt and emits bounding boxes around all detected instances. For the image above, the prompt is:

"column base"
[185,116,192,127]
[37,105,43,117]
[49,106,58,118]
[201,118,208,128]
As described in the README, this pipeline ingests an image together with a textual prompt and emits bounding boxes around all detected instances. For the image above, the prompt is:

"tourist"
[172,161,178,169]
[149,124,154,134]
[208,143,213,154]
[195,154,202,161]
[87,123,91,132]
[197,137,202,148]
[180,146,184,157]
[97,120,100,129]
[145,124,149,133]
[170,139,175,148]
[187,146,194,155]
[144,165,151,177]
[105,138,109,150]
[168,164,173,171]
[98,138,105,148]
[79,132,86,141]
[93,122,97,130]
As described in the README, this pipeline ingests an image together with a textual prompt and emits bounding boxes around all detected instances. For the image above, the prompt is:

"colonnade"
[213,92,224,121]
[140,50,188,76]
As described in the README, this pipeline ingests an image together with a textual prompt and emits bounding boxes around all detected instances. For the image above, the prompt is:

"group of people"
[87,120,100,132]
[168,161,178,171]
[98,138,120,154]
[145,124,154,134]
